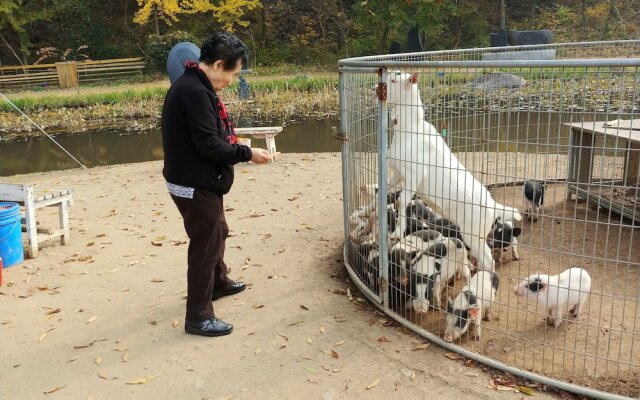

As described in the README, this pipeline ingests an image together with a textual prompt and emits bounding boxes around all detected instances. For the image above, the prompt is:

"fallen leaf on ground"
[304,367,318,373]
[366,377,381,390]
[516,386,536,396]
[46,308,62,315]
[306,337,313,344]
[331,349,340,359]
[255,347,262,355]
[288,320,304,326]
[125,376,155,385]
[95,356,102,365]
[401,368,416,380]
[86,316,97,324]
[319,326,325,334]
[464,359,477,368]
[335,339,346,346]
[252,304,264,309]
[377,336,390,342]
[43,386,65,394]
[122,352,129,362]
[300,304,309,310]
[413,343,430,350]
[443,351,463,359]
[98,372,108,380]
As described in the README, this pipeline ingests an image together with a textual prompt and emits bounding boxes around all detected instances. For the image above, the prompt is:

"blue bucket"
[0,202,24,268]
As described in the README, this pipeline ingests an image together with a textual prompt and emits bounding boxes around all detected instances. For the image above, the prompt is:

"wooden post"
[55,61,79,88]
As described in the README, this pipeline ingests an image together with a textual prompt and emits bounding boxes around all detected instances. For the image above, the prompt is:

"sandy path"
[0,154,561,399]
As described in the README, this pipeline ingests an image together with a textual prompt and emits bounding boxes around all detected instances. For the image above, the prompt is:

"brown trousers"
[171,188,230,322]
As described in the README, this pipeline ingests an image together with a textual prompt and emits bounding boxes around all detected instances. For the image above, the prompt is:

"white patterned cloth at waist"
[166,181,195,199]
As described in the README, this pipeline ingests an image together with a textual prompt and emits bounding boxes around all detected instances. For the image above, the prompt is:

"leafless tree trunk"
[0,33,26,72]
[378,24,389,54]
[154,8,160,35]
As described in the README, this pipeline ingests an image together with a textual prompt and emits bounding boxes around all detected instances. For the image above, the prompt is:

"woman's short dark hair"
[199,32,248,71]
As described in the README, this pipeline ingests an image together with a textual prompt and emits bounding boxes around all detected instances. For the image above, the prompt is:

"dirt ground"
[0,153,570,400]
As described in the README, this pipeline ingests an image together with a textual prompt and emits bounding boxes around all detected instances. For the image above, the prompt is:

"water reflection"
[0,111,621,176]
[0,118,342,176]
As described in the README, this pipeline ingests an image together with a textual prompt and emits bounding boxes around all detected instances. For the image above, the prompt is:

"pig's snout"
[443,334,453,343]
[512,285,521,296]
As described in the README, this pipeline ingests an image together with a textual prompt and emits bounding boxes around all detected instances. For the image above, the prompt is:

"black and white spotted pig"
[410,237,472,313]
[487,218,522,262]
[443,270,499,342]
[513,267,591,328]
[405,198,438,235]
[523,180,545,221]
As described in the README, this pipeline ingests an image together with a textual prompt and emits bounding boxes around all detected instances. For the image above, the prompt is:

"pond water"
[0,110,621,176]
[0,118,342,176]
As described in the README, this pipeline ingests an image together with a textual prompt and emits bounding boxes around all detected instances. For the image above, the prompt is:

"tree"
[0,0,49,65]
[133,0,184,35]
[352,0,454,54]
[182,0,261,32]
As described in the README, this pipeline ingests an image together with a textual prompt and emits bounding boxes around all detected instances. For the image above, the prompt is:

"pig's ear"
[469,306,479,319]
[409,73,419,84]
[512,227,522,237]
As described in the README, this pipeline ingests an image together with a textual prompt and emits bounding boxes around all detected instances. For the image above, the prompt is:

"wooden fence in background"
[0,57,146,90]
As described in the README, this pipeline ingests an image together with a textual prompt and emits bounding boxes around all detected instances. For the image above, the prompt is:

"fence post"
[55,61,79,88]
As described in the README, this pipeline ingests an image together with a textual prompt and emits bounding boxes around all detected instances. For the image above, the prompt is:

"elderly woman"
[162,32,272,337]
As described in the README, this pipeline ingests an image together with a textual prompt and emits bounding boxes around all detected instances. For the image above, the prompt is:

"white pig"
[512,267,591,328]
[443,270,499,342]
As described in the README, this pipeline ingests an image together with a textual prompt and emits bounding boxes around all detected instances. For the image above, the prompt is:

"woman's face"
[203,59,243,91]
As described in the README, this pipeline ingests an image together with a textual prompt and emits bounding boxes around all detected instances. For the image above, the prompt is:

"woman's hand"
[250,148,273,164]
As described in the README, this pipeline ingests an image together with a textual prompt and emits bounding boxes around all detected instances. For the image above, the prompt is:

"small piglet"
[444,270,499,342]
[487,218,522,262]
[523,181,545,221]
[513,267,591,328]
[411,237,471,313]
[405,198,438,235]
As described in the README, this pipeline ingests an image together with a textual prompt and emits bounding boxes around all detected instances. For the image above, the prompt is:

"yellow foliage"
[586,3,610,21]
[133,0,184,26]
[182,0,261,32]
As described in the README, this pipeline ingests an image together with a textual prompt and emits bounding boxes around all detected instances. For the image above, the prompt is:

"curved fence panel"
[340,41,640,399]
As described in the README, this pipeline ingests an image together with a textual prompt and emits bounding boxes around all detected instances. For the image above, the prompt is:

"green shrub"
[144,31,199,73]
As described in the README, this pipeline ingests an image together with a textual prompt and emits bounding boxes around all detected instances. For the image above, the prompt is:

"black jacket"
[162,65,252,194]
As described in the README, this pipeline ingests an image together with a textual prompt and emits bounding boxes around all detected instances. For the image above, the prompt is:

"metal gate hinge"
[376,82,387,101]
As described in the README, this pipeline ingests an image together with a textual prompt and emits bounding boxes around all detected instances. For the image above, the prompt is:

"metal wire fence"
[339,40,640,399]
